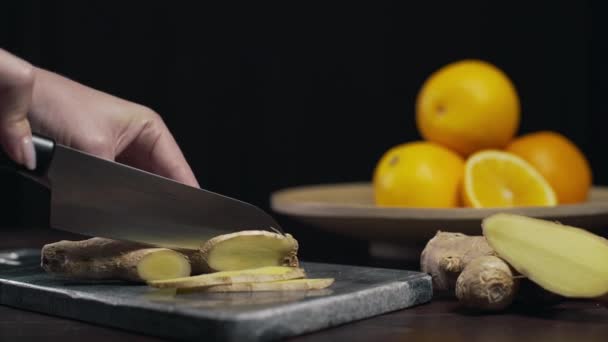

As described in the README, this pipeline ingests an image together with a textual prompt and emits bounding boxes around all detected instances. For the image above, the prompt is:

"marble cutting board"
[0,249,432,341]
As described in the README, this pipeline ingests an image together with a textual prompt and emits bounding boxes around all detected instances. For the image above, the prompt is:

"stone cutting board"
[0,249,432,341]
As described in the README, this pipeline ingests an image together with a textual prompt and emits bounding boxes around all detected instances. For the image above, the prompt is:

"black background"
[0,1,605,236]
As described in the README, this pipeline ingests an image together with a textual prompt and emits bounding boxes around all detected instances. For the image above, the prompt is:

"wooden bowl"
[271,183,608,244]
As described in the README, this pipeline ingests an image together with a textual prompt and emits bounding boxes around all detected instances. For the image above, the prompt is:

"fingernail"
[22,136,37,170]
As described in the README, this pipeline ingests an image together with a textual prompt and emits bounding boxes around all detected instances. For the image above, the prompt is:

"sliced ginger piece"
[200,230,299,272]
[483,213,608,298]
[148,266,305,289]
[136,249,192,281]
[180,278,335,293]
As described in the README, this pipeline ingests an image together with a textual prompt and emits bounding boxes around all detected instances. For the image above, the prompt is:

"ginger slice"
[200,230,299,272]
[181,278,335,293]
[136,249,192,281]
[483,213,608,298]
[148,266,305,289]
[42,238,191,282]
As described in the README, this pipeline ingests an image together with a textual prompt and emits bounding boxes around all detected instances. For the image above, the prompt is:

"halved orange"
[463,150,557,208]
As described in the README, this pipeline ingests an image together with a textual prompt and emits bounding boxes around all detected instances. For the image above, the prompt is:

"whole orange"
[505,131,592,204]
[416,60,520,156]
[373,141,464,207]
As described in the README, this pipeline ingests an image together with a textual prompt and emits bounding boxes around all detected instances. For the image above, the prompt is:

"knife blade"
[1,134,282,250]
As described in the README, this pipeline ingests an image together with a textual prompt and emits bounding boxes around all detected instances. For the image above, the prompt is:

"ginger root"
[41,230,300,283]
[420,231,496,292]
[41,238,192,282]
[200,230,299,272]
[41,231,329,293]
[455,255,519,311]
[420,230,555,312]
[483,213,608,298]
[148,266,306,289]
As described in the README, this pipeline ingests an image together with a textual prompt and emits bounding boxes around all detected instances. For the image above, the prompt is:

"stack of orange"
[373,60,592,208]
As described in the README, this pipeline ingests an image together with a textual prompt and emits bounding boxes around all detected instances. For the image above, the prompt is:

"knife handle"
[0,133,55,176]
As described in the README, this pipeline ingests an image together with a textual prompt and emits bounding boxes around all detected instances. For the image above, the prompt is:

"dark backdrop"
[0,1,605,232]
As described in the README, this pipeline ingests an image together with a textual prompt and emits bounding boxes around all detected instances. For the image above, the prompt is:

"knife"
[0,134,282,250]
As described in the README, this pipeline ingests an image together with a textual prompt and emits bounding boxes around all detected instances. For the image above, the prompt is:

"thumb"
[0,49,36,170]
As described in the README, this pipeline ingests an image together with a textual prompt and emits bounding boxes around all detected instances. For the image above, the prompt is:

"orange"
[506,131,592,204]
[416,60,520,156]
[462,150,557,208]
[373,141,464,207]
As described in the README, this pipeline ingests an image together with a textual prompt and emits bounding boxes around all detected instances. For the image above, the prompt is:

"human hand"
[0,49,199,187]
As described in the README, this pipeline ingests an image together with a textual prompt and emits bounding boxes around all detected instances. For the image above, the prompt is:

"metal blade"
[38,144,281,250]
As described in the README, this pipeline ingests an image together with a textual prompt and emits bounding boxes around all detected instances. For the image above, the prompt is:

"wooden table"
[1,226,607,341]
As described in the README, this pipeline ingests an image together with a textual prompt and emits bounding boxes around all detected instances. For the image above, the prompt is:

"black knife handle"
[0,133,55,176]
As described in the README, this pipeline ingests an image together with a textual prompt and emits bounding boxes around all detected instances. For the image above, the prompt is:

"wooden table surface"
[1,225,607,341]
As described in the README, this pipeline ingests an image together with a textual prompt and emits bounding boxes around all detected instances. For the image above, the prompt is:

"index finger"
[117,114,200,188]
